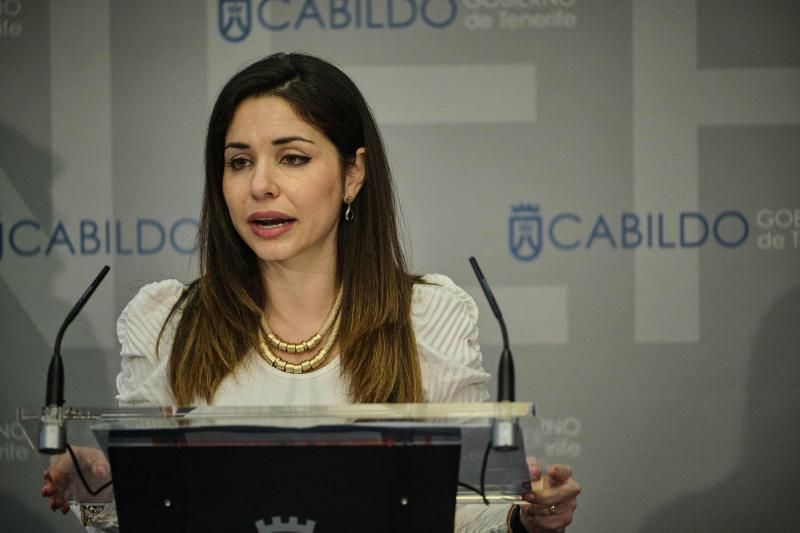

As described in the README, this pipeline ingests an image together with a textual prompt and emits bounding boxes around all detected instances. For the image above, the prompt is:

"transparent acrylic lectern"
[19,402,540,532]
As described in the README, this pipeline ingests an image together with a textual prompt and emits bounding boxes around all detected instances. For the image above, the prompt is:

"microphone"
[39,265,110,454]
[469,257,517,450]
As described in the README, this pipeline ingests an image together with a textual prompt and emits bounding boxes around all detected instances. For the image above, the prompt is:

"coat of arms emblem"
[509,204,543,261]
[219,0,251,42]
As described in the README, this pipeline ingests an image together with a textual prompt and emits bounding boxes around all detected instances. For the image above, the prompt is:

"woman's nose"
[250,162,279,198]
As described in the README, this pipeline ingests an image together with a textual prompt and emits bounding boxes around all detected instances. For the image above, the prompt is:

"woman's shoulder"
[412,273,478,322]
[124,279,187,311]
[115,280,187,407]
[118,279,186,324]
[411,274,479,348]
[116,279,187,358]
[411,274,490,403]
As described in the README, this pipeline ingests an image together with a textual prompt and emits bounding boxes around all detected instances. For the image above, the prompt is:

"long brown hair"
[161,53,424,405]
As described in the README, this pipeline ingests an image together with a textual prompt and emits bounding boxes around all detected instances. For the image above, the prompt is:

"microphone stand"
[469,257,517,450]
[39,266,110,454]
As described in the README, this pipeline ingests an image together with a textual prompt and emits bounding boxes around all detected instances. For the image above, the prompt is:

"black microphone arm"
[39,265,110,454]
[468,257,517,450]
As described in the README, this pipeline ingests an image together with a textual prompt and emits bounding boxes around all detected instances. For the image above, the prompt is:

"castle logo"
[219,0,251,42]
[255,516,316,533]
[509,204,543,261]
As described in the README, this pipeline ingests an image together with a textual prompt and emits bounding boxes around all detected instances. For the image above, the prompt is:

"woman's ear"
[344,147,366,201]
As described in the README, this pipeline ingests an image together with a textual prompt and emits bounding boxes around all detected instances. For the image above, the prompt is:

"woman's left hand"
[519,463,581,532]
[41,446,111,513]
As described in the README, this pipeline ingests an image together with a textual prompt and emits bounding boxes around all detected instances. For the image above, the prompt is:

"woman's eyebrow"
[224,142,250,150]
[224,136,314,150]
[272,135,314,145]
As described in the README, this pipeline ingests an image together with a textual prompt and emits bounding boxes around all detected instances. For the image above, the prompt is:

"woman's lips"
[247,211,296,239]
[249,218,295,238]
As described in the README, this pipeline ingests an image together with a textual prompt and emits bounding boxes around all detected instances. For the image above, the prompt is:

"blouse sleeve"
[74,281,186,532]
[115,279,185,407]
[413,274,491,403]
[414,275,514,532]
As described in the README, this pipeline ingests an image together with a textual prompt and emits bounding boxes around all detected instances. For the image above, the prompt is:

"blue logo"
[219,0,252,42]
[0,218,198,261]
[509,204,750,261]
[218,0,458,38]
[509,204,543,261]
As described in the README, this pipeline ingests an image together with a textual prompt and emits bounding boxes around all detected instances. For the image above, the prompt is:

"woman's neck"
[260,263,338,341]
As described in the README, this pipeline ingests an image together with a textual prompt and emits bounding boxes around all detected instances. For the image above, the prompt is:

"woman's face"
[222,96,365,271]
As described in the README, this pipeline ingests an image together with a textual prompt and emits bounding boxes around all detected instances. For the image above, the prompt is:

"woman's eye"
[226,157,251,171]
[281,154,311,166]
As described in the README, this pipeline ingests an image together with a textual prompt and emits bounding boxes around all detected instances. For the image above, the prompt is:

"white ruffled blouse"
[115,274,491,407]
[107,274,509,532]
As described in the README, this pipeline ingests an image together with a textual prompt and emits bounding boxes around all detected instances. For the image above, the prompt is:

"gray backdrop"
[1,0,798,531]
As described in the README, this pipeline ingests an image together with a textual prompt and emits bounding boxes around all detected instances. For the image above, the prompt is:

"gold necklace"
[259,312,341,373]
[263,289,343,354]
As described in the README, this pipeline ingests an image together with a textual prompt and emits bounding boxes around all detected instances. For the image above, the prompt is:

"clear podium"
[19,402,538,532]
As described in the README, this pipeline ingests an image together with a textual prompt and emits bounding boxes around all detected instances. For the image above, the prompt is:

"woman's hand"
[519,462,581,532]
[41,446,111,514]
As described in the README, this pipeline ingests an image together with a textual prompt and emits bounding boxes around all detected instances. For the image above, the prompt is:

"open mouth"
[251,217,295,228]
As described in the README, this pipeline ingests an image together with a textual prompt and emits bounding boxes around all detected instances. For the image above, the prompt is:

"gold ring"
[548,504,557,515]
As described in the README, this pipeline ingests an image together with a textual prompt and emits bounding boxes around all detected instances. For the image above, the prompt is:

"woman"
[43,52,580,532]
